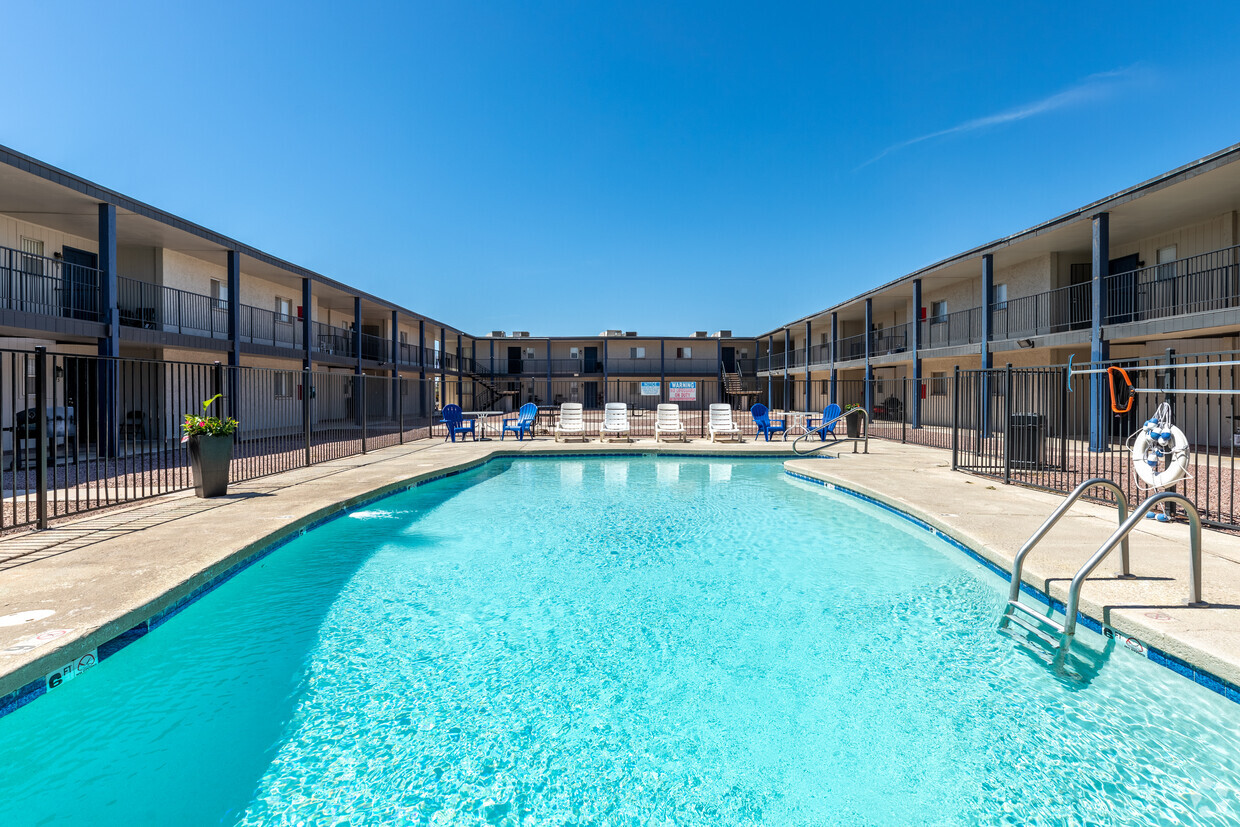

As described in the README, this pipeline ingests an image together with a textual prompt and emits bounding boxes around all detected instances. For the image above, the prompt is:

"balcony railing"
[872,323,910,357]
[735,358,757,375]
[808,343,831,366]
[118,276,227,339]
[786,348,806,369]
[238,304,303,349]
[991,283,1090,340]
[1105,245,1240,325]
[0,246,102,322]
[359,332,390,363]
[920,307,982,349]
[314,322,354,358]
[836,332,868,361]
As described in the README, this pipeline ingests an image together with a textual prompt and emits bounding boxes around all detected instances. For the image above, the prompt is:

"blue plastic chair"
[806,403,842,441]
[750,403,787,442]
[441,404,476,442]
[501,402,538,441]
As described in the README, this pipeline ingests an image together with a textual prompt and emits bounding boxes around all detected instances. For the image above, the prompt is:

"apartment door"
[721,347,736,372]
[507,346,522,375]
[1069,263,1091,330]
[361,325,384,361]
[583,347,599,373]
[584,381,598,408]
[61,247,97,321]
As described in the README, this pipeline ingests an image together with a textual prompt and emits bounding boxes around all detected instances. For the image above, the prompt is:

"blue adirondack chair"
[441,404,476,442]
[803,404,843,443]
[751,403,787,442]
[501,402,538,441]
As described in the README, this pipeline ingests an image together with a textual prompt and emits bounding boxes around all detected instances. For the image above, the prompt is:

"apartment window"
[740,349,749,359]
[930,371,947,396]
[524,347,535,359]
[992,283,1007,310]
[274,371,294,398]
[930,300,947,321]
[1157,245,1178,281]
[211,279,228,310]
[569,347,580,359]
[274,296,293,323]
[399,331,408,345]
[19,238,44,276]
[630,347,645,358]
[676,347,692,359]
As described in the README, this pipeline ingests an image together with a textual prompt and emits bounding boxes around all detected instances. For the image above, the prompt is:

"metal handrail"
[1061,491,1206,637]
[1002,478,1132,618]
[791,407,870,455]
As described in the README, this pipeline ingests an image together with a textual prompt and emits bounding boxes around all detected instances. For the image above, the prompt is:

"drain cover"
[0,610,55,627]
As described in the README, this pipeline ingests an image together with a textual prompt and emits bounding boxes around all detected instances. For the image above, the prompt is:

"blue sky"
[3,2,1240,336]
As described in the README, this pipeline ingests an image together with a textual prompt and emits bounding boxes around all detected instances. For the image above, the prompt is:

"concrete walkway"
[788,442,1240,690]
[0,436,798,703]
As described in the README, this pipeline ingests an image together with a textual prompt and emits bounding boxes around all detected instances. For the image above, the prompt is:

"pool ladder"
[1000,477,1206,646]
[791,408,870,456]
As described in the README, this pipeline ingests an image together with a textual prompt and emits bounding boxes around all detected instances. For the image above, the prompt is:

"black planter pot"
[188,434,234,498]
[845,414,860,439]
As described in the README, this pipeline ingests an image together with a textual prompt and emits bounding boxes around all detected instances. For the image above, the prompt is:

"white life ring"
[1131,425,1190,488]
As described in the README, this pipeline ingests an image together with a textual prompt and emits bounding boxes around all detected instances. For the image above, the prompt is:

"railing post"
[951,366,960,470]
[212,361,223,406]
[1002,363,1013,484]
[398,374,404,445]
[35,347,48,530]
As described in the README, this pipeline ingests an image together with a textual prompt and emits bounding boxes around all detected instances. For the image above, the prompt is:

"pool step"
[1004,599,1066,635]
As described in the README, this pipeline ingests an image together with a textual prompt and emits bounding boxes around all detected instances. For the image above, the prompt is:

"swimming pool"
[1,457,1238,825]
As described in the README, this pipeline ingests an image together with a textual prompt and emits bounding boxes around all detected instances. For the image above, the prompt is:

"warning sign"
[669,381,697,402]
[46,648,98,690]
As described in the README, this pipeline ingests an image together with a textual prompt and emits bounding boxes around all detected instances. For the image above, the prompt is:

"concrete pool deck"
[0,436,1238,712]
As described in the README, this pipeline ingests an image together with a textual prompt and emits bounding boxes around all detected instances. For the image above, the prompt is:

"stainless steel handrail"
[1061,491,1206,637]
[1001,478,1132,623]
[791,408,870,455]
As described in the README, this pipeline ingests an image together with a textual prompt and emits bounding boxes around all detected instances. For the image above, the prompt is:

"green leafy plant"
[180,394,239,442]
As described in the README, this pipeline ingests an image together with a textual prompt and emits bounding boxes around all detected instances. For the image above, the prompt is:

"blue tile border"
[786,468,1240,705]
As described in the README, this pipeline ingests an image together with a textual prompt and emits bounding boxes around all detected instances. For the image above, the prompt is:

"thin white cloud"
[858,68,1138,169]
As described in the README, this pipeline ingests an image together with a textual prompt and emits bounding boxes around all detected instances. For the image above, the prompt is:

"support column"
[97,203,119,458]
[767,335,774,408]
[804,321,811,411]
[458,333,464,406]
[981,254,994,371]
[829,312,838,406]
[1090,212,1111,452]
[301,278,312,370]
[660,340,666,402]
[439,326,447,408]
[716,338,723,404]
[912,278,922,429]
[353,297,363,427]
[489,339,495,374]
[783,328,791,411]
[603,338,609,401]
[227,250,241,419]
[391,310,400,420]
[544,337,552,405]
[980,254,994,435]
[864,299,873,413]
[418,320,427,421]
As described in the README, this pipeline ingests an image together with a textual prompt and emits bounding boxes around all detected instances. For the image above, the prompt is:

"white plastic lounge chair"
[554,402,587,442]
[707,403,741,443]
[599,402,632,443]
[654,403,687,442]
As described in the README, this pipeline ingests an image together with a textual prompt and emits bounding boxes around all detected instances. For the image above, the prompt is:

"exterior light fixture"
[1018,339,1035,349]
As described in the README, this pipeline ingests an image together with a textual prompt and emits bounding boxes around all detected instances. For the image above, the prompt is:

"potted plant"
[844,403,861,438]
[181,394,238,498]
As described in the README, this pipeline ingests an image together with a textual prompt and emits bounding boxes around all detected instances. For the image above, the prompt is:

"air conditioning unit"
[600,329,623,337]
[513,331,531,338]
[490,330,506,337]
[713,330,732,338]
[625,331,637,337]
[692,331,708,338]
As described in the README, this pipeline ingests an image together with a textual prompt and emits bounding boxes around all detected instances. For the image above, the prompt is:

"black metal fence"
[950,353,1240,529]
[0,349,442,532]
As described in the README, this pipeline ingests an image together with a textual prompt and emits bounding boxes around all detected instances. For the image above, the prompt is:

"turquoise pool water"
[1,457,1239,825]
